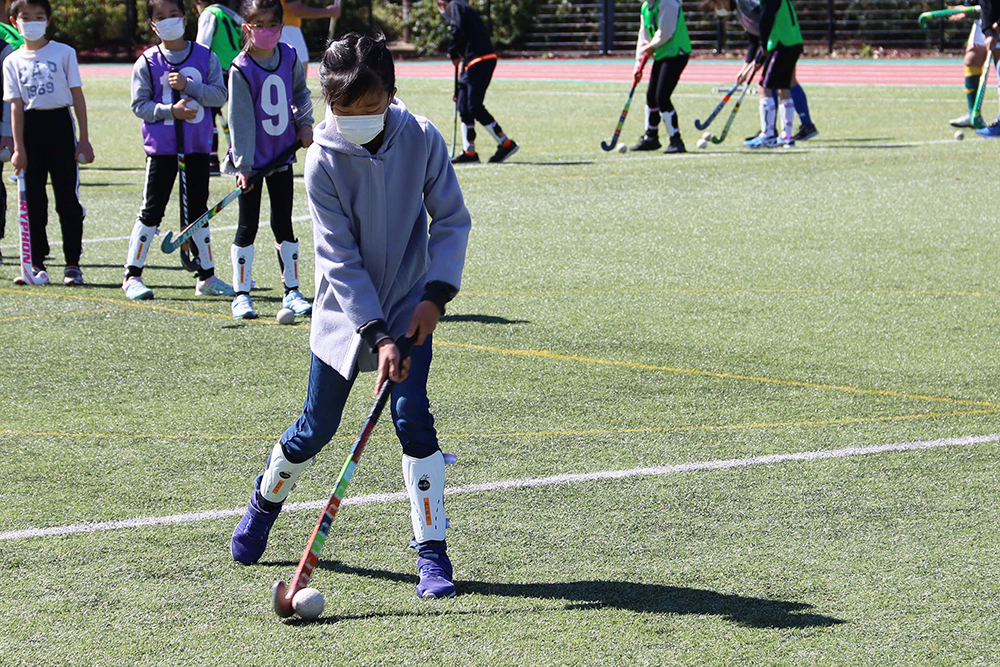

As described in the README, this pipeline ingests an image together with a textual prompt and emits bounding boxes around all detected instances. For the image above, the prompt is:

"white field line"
[1,432,996,542]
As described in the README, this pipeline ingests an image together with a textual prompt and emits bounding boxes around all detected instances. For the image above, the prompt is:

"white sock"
[231,243,254,294]
[461,124,474,153]
[760,97,777,137]
[665,110,678,137]
[190,226,215,271]
[645,106,660,131]
[275,240,300,290]
[403,451,447,544]
[484,122,506,145]
[125,222,158,271]
[779,98,795,138]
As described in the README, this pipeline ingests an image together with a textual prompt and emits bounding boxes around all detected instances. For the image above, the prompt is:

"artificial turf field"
[2,63,1000,666]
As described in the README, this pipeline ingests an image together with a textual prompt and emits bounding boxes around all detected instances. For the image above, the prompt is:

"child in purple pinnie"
[122,0,234,301]
[225,0,314,320]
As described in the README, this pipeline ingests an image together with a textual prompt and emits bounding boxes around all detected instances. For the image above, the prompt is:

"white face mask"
[154,17,186,42]
[17,20,47,42]
[335,112,386,146]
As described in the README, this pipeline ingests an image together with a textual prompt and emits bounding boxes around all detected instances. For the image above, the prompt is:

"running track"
[80,59,965,87]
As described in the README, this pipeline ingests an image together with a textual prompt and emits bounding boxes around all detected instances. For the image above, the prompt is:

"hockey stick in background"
[451,62,459,159]
[709,63,760,145]
[973,51,994,121]
[14,174,47,285]
[918,6,979,28]
[161,141,302,254]
[272,334,417,618]
[171,76,200,273]
[601,53,649,151]
[694,80,741,131]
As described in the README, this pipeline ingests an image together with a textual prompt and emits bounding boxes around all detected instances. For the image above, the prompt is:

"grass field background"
[1,68,999,666]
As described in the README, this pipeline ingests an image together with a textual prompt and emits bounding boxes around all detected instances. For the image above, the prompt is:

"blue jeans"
[280,335,440,463]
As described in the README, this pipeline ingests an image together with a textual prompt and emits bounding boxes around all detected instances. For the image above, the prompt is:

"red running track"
[79,59,963,87]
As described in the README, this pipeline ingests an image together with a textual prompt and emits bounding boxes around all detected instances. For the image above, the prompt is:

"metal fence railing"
[521,0,973,54]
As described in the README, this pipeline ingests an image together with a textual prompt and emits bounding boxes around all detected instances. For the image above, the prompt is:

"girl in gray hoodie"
[231,32,472,601]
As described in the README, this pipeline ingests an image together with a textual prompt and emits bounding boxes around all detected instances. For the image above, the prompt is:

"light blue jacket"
[305,99,472,378]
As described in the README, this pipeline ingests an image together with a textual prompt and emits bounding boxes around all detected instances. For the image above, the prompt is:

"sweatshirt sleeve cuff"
[421,280,458,316]
[359,318,392,352]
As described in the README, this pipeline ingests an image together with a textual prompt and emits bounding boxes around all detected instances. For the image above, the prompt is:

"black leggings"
[457,59,499,143]
[645,54,690,114]
[234,165,295,247]
[23,108,86,268]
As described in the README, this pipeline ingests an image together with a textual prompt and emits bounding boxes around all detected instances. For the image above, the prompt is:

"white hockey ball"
[696,138,709,149]
[0,147,10,162]
[77,153,89,164]
[292,587,325,619]
[954,130,964,141]
[702,131,712,141]
[276,308,295,325]
[618,143,627,153]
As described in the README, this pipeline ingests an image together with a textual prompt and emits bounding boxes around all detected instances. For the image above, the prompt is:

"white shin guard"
[260,441,313,504]
[760,97,777,137]
[403,450,447,544]
[126,222,158,270]
[484,122,505,145]
[276,240,300,289]
[190,226,215,270]
[461,123,474,152]
[231,244,254,293]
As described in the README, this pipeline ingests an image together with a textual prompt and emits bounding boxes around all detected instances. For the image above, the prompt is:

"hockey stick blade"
[601,54,647,152]
[161,141,302,253]
[694,81,740,130]
[918,6,978,28]
[273,334,417,618]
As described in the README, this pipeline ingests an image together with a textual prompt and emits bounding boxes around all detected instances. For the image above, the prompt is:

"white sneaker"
[232,294,257,319]
[196,275,236,297]
[122,276,154,300]
[281,289,313,315]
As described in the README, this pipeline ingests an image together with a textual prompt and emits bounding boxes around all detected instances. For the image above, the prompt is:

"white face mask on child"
[154,17,186,42]
[335,112,386,146]
[17,20,47,42]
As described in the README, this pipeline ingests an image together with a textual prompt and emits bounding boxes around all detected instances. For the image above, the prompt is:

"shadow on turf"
[440,314,530,325]
[275,560,845,629]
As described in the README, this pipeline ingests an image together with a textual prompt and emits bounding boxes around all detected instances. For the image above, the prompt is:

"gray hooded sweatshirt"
[305,99,472,379]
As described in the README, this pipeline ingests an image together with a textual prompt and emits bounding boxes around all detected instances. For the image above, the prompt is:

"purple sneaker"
[231,493,281,565]
[416,546,456,599]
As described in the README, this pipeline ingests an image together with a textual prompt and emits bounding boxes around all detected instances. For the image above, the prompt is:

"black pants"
[137,152,210,230]
[23,107,85,268]
[458,59,499,142]
[234,165,295,247]
[646,54,690,116]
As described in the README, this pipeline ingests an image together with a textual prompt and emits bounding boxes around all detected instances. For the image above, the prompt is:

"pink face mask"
[250,26,282,50]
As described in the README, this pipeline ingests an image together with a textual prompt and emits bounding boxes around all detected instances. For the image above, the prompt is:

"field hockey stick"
[694,80,741,131]
[710,63,760,144]
[451,63,459,159]
[272,334,418,618]
[601,53,648,151]
[171,76,198,271]
[15,173,45,285]
[973,51,994,120]
[918,6,979,28]
[161,141,302,254]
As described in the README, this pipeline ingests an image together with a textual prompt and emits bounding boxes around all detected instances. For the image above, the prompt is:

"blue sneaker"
[231,293,257,319]
[744,133,778,149]
[231,493,281,565]
[975,118,1000,138]
[281,289,312,315]
[416,546,456,599]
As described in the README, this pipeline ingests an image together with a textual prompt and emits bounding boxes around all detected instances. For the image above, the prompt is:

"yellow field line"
[459,286,999,298]
[0,308,115,323]
[434,339,1000,408]
[1,408,996,443]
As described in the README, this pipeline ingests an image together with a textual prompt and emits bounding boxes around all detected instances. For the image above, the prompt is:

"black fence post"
[827,0,835,53]
[600,0,615,54]
[939,0,946,52]
[717,16,726,53]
